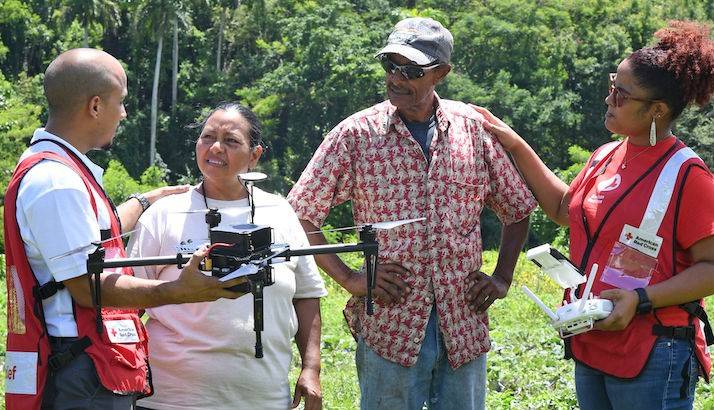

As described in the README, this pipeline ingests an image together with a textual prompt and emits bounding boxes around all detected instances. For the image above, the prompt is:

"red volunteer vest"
[4,150,150,410]
[568,138,712,380]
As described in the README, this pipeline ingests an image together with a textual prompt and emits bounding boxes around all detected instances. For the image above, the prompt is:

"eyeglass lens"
[380,57,426,80]
[608,72,623,107]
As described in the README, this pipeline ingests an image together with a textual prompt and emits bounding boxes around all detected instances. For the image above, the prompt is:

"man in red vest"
[3,48,246,410]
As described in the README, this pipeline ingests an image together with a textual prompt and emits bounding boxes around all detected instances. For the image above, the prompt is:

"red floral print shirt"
[288,97,536,368]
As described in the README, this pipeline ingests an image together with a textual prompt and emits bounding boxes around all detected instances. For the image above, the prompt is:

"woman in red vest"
[474,20,714,409]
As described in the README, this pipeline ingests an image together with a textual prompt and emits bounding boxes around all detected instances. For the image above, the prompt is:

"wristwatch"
[634,288,653,315]
[128,192,151,212]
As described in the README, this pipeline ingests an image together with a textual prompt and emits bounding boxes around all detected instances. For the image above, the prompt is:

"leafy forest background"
[0,0,713,253]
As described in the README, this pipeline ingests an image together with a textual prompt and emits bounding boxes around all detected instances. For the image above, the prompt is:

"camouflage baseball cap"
[376,17,453,65]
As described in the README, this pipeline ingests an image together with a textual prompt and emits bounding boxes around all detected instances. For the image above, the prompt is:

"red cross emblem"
[625,232,633,241]
[111,328,118,337]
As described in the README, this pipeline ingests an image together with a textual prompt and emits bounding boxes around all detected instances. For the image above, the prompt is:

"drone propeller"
[307,217,426,235]
[172,204,278,215]
[239,172,268,182]
[49,229,138,261]
[172,207,250,215]
[367,218,426,230]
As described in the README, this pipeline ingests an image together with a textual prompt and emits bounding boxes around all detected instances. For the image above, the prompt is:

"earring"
[649,117,657,146]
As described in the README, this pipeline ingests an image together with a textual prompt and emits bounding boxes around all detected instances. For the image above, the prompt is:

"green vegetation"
[1,249,714,408]
[1,0,713,252]
[2,0,714,408]
[284,250,714,409]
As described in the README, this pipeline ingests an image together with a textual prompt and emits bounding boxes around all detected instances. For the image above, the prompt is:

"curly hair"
[628,20,714,120]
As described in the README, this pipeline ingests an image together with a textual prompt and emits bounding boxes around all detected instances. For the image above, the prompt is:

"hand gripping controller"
[522,245,613,338]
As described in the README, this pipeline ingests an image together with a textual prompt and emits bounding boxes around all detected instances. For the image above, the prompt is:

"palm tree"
[170,2,191,114]
[61,0,120,47]
[216,0,239,72]
[134,0,171,166]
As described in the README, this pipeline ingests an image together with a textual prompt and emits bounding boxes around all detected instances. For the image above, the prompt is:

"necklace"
[621,140,654,169]
[200,182,217,238]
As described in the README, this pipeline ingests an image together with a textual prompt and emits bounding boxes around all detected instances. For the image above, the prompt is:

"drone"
[53,172,425,358]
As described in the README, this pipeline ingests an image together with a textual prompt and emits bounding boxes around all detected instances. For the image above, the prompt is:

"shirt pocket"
[446,180,485,236]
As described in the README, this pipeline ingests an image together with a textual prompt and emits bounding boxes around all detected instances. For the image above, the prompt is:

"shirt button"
[413,337,421,343]
[424,296,431,304]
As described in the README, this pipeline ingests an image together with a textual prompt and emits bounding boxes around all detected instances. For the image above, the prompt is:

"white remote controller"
[551,298,613,337]
[526,244,585,288]
[522,257,614,338]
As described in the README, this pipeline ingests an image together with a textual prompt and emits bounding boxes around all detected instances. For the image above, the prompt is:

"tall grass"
[289,251,714,409]
[1,252,713,409]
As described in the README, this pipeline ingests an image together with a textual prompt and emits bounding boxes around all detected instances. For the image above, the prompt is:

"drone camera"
[210,225,272,263]
[208,224,273,292]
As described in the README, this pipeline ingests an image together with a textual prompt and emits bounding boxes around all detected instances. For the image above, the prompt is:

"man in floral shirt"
[287,17,536,410]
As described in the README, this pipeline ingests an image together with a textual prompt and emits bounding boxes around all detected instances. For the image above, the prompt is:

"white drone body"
[522,244,613,338]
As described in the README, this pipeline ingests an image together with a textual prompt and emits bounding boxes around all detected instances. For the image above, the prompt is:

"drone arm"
[298,219,360,292]
[70,251,240,309]
[102,255,192,268]
[62,272,173,309]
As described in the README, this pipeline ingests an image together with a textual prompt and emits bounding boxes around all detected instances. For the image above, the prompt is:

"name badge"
[5,351,38,394]
[104,320,140,344]
[618,224,663,258]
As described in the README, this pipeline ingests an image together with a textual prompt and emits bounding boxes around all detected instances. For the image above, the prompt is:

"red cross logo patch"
[625,232,633,241]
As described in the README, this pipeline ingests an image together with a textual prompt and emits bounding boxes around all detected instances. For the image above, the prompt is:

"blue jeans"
[355,307,487,410]
[575,338,698,410]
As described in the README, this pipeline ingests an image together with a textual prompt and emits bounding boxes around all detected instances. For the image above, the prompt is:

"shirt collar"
[381,92,451,135]
[31,128,105,184]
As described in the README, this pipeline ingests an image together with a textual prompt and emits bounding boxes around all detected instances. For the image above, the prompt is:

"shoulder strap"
[14,151,99,218]
[582,141,621,180]
[30,139,122,235]
[670,161,714,346]
[639,145,698,234]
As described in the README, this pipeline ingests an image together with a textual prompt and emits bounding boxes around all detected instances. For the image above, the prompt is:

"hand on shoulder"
[468,104,526,153]
[142,184,192,206]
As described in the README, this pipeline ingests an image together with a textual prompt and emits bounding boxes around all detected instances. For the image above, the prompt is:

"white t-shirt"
[127,187,327,410]
[16,128,111,337]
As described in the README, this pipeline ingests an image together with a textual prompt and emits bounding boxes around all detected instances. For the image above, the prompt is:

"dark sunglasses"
[608,72,658,107]
[380,54,442,80]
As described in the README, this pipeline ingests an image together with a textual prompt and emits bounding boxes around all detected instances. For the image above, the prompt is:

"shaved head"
[44,48,125,117]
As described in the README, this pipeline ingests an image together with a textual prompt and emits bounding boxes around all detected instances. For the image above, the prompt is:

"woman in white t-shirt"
[127,103,327,410]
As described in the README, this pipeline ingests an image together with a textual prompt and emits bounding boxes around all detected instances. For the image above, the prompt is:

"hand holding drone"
[521,244,613,338]
[58,172,424,358]
[88,219,383,358]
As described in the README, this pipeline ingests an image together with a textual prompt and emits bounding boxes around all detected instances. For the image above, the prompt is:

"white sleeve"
[18,162,100,282]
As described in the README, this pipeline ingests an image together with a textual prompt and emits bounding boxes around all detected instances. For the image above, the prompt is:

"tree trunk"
[150,34,164,166]
[171,17,178,114]
[217,7,226,71]
[82,28,89,47]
